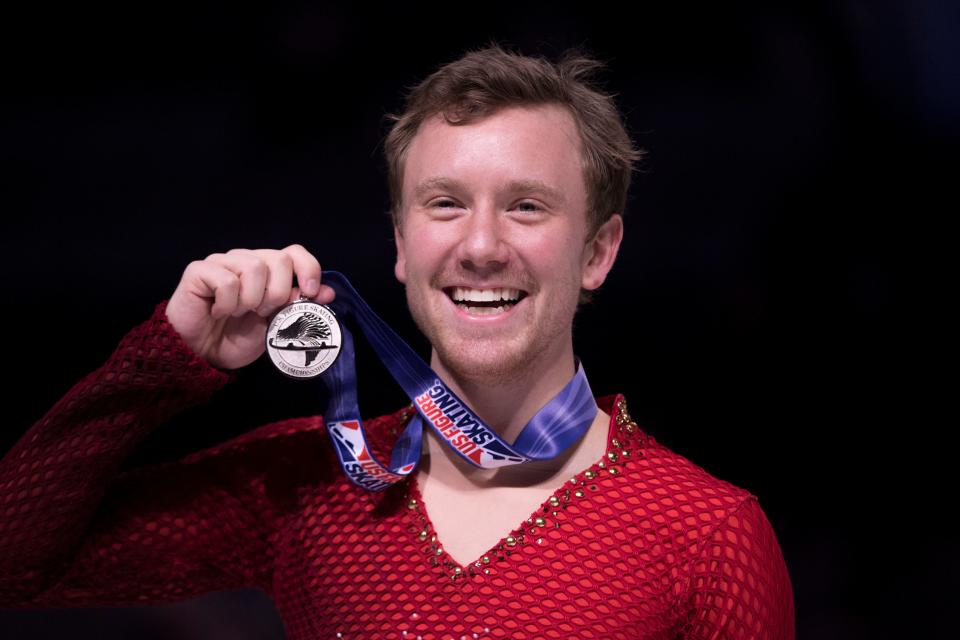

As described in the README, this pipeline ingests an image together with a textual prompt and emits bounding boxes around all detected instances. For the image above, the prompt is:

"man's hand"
[165,244,336,370]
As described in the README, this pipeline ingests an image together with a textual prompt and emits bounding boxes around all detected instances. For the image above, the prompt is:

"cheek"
[408,223,458,268]
[535,236,585,277]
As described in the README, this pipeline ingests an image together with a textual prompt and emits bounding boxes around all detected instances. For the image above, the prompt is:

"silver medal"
[265,297,342,379]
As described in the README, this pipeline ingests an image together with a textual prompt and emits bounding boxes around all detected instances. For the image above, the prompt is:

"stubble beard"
[429,326,536,387]
[404,274,577,389]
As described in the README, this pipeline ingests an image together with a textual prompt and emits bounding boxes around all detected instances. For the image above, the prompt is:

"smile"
[444,287,528,316]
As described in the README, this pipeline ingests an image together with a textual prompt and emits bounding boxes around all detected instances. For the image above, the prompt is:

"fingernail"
[306,279,320,295]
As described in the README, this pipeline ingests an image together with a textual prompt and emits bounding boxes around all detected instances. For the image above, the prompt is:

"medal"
[264,272,599,492]
[265,297,342,379]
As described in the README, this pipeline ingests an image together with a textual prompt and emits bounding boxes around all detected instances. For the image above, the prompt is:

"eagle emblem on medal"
[265,298,342,379]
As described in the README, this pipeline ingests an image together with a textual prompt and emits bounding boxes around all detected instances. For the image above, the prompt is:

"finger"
[213,250,270,317]
[184,259,241,320]
[285,282,336,305]
[255,252,294,317]
[282,243,335,304]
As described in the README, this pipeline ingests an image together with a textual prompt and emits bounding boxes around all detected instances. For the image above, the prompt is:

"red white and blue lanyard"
[320,271,598,491]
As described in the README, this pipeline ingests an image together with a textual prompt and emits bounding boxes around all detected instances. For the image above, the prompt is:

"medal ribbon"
[319,271,598,491]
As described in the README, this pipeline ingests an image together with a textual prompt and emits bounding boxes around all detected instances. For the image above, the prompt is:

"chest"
[416,473,566,568]
[272,465,686,640]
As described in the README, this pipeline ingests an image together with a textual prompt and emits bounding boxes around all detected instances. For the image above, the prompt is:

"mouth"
[443,286,529,316]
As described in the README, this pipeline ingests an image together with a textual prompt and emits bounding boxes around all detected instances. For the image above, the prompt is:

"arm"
[679,496,796,640]
[0,300,278,606]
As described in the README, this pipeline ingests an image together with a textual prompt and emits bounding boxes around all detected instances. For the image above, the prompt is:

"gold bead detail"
[616,398,634,426]
[505,536,517,547]
[482,555,491,564]
[585,470,596,479]
[574,490,585,498]
[534,517,546,527]
[407,499,418,510]
[549,496,560,507]
[609,467,619,475]
[418,530,427,541]
[607,451,619,462]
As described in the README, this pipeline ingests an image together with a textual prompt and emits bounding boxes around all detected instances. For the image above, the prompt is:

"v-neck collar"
[394,394,645,577]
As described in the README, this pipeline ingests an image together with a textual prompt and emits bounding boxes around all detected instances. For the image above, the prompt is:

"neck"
[420,340,608,489]
[429,341,577,445]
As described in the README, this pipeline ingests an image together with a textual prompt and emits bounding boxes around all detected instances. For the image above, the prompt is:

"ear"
[581,214,624,290]
[393,223,407,284]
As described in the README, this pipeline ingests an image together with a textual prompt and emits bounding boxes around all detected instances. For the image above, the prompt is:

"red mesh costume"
[0,300,795,639]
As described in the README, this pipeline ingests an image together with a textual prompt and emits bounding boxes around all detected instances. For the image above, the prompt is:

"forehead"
[401,104,585,203]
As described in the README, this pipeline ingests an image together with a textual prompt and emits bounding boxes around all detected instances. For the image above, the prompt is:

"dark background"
[1,1,949,638]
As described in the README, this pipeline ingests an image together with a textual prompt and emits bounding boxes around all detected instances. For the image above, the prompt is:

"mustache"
[429,268,539,293]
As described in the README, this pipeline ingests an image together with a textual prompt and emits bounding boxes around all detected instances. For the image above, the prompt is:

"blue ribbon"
[319,271,598,492]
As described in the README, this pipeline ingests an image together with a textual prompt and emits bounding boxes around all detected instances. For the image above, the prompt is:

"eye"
[511,201,549,218]
[425,199,462,220]
[515,201,542,212]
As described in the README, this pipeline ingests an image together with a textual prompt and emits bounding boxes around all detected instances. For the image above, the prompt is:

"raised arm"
[1,244,335,607]
[0,298,336,607]
[0,299,238,604]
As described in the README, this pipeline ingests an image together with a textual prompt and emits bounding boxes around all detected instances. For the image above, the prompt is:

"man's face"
[394,103,620,384]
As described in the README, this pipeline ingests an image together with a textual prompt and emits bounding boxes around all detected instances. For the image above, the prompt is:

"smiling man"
[1,44,796,638]
[392,100,627,567]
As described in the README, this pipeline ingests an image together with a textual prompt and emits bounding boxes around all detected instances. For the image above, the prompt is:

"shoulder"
[176,404,413,467]
[678,491,795,638]
[621,429,757,556]
[635,430,756,506]
[603,393,760,563]
[605,394,793,634]
[604,393,755,507]
[107,406,413,513]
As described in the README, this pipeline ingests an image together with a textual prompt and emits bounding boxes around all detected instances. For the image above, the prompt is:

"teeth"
[459,305,507,315]
[452,287,521,302]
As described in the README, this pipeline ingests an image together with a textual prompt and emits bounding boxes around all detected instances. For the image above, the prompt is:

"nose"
[456,208,510,274]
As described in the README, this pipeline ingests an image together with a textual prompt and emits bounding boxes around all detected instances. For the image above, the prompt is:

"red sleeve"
[679,496,796,640]
[0,300,293,607]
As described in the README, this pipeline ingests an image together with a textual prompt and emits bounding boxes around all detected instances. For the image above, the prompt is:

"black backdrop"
[1,1,950,638]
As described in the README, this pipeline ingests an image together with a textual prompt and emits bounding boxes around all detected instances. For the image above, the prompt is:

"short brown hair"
[382,41,645,237]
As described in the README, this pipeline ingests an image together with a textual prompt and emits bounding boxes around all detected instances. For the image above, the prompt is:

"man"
[1,44,795,638]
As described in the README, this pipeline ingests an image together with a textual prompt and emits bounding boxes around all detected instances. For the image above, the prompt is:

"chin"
[433,338,534,385]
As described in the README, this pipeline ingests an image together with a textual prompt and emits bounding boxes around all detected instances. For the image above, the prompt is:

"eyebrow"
[412,176,567,205]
